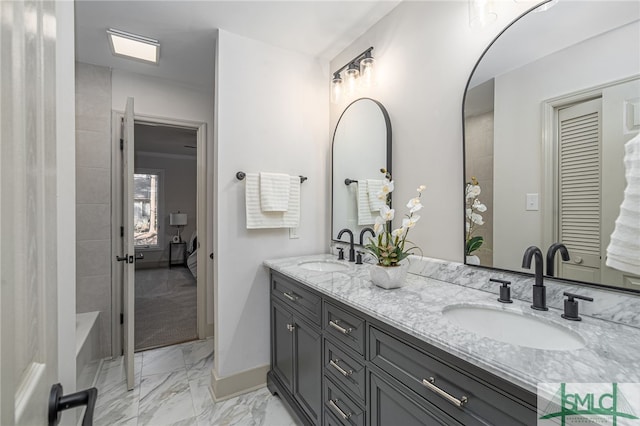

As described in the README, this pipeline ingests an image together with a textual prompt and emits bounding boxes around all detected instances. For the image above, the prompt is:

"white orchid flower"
[373,216,385,234]
[471,212,484,225]
[402,215,420,229]
[466,208,472,219]
[406,197,423,213]
[380,179,394,196]
[391,228,404,238]
[466,222,470,232]
[473,199,487,212]
[380,205,395,221]
[417,185,426,193]
[466,185,481,199]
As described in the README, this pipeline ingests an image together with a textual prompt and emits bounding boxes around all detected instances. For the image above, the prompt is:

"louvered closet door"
[557,98,603,282]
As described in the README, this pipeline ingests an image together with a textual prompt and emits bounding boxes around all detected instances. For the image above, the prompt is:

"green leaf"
[466,236,483,255]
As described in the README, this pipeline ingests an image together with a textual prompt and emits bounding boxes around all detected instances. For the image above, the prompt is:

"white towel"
[606,134,640,275]
[367,179,385,212]
[246,174,300,229]
[260,172,290,212]
[357,180,376,225]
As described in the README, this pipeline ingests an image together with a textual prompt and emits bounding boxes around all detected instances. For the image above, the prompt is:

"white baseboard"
[210,364,269,402]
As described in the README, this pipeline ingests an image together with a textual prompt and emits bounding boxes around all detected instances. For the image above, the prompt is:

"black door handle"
[49,383,98,426]
[116,254,128,263]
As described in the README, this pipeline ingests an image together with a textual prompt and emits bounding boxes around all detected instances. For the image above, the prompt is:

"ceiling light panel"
[107,29,159,64]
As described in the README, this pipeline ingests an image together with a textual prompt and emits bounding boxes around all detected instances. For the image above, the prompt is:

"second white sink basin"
[442,305,586,351]
[298,260,350,272]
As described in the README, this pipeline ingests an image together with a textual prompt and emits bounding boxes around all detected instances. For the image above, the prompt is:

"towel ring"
[236,171,307,183]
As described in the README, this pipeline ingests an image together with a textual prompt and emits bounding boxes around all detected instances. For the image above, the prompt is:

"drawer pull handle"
[286,324,295,332]
[329,359,353,377]
[283,292,298,302]
[329,319,352,335]
[329,399,351,420]
[422,377,468,408]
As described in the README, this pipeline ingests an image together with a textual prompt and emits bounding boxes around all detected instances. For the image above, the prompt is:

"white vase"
[370,262,409,289]
[466,255,480,265]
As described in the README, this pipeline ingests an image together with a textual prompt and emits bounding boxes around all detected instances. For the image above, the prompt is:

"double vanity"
[264,254,640,425]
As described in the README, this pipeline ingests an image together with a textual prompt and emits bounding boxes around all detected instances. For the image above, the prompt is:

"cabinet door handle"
[422,377,468,408]
[286,324,295,332]
[329,399,351,420]
[329,359,353,377]
[329,319,352,334]
[283,292,298,302]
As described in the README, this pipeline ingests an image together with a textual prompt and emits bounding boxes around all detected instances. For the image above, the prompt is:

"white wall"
[112,69,215,326]
[493,21,640,271]
[329,1,533,262]
[214,29,328,379]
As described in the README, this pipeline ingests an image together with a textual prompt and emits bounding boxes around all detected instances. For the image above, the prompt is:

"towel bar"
[236,171,307,183]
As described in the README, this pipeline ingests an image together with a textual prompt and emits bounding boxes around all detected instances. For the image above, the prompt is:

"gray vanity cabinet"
[268,270,537,426]
[269,273,323,425]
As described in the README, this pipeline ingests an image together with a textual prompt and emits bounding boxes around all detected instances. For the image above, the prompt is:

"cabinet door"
[272,300,294,392]
[294,315,323,424]
[369,371,461,426]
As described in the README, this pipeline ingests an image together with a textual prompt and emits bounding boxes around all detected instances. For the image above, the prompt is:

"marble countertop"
[264,254,640,394]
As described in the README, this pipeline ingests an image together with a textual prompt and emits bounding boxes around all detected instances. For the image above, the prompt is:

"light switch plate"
[289,227,299,239]
[526,193,539,211]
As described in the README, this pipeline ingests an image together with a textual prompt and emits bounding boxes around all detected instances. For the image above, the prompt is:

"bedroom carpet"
[135,267,197,351]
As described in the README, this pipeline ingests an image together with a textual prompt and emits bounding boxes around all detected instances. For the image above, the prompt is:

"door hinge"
[120,139,124,150]
[120,313,124,324]
[120,226,124,237]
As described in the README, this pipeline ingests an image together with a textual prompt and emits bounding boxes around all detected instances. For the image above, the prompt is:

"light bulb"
[330,74,343,104]
[345,63,359,97]
[359,55,375,88]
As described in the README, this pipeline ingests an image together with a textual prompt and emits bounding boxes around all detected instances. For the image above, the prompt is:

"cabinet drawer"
[369,326,536,425]
[323,302,365,355]
[369,369,461,426]
[324,376,365,426]
[324,339,365,403]
[272,272,321,326]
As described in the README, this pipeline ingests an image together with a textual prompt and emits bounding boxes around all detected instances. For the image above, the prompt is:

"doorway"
[111,111,208,362]
[134,122,199,351]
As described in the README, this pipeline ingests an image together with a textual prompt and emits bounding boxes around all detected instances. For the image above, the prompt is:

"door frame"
[111,111,207,357]
[541,74,640,254]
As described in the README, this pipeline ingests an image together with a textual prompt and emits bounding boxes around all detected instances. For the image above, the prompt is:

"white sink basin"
[298,260,350,272]
[442,305,586,351]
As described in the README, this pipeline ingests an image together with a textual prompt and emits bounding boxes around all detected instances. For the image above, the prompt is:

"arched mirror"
[332,98,391,242]
[463,0,640,290]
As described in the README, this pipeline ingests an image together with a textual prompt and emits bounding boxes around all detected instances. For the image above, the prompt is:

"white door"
[121,98,136,390]
[0,0,59,424]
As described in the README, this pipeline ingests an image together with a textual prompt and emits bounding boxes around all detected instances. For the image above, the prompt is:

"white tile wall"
[76,62,112,358]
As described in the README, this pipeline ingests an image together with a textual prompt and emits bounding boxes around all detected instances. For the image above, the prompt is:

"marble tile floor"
[92,338,298,426]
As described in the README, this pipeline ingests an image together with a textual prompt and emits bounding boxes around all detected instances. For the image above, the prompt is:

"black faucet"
[546,243,570,277]
[337,229,355,262]
[522,246,548,311]
[359,227,375,246]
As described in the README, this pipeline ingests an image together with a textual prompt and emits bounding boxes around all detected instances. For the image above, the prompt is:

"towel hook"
[236,171,307,183]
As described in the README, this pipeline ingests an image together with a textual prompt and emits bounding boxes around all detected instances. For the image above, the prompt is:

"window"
[134,170,163,248]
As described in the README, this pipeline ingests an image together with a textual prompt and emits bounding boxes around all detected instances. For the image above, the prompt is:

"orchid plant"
[465,177,487,256]
[365,169,425,266]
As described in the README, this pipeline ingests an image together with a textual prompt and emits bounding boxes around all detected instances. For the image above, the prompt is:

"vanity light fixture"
[330,47,375,104]
[107,28,160,64]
